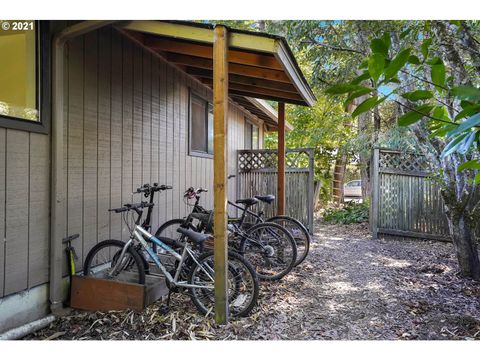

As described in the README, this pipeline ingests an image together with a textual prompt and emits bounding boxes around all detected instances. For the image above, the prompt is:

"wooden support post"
[277,102,286,216]
[371,148,380,239]
[213,25,229,324]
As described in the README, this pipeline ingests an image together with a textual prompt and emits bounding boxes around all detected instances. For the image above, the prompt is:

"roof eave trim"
[274,40,316,107]
[246,98,294,131]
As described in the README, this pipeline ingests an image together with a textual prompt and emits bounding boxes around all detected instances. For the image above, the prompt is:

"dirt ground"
[26,221,480,340]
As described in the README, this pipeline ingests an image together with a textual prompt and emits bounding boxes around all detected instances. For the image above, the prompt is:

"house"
[0,20,315,333]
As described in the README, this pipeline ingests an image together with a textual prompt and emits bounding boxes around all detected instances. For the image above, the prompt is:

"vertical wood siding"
[61,28,261,269]
[0,26,263,298]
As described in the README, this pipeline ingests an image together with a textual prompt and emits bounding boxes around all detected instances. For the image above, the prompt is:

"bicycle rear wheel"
[266,215,311,266]
[239,222,297,281]
[83,239,146,284]
[188,250,259,317]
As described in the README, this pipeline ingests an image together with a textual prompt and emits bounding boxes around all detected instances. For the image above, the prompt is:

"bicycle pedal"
[158,304,170,315]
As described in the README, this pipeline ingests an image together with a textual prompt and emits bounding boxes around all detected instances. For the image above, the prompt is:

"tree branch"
[391,98,458,125]
[399,69,449,91]
[304,37,366,55]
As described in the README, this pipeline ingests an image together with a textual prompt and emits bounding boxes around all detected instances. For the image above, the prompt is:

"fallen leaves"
[25,221,480,340]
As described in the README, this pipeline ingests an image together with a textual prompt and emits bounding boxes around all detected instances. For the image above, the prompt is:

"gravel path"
[26,221,480,340]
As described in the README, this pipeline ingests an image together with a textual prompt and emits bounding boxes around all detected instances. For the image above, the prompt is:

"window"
[0,21,49,133]
[244,119,259,150]
[189,92,213,157]
[0,21,38,121]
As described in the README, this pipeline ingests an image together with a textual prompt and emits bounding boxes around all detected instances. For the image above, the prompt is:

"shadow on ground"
[26,221,480,340]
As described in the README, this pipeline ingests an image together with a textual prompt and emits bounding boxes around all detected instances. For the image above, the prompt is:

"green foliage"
[325,28,480,183]
[398,105,434,126]
[352,96,380,118]
[323,202,369,224]
[401,90,434,101]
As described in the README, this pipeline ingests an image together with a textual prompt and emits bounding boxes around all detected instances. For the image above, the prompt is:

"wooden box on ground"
[70,274,169,312]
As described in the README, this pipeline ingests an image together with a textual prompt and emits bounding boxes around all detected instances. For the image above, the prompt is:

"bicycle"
[83,195,259,317]
[63,233,80,305]
[227,175,311,266]
[156,187,298,281]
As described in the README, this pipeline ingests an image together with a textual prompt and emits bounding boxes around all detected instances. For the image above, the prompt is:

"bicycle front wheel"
[240,222,297,281]
[188,250,259,318]
[83,239,146,284]
[266,215,311,266]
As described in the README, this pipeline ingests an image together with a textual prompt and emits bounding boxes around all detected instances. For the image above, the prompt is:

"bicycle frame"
[109,223,214,290]
[180,192,276,253]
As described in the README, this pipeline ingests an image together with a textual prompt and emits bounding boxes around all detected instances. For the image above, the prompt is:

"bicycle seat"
[254,195,275,204]
[177,228,212,244]
[157,236,183,249]
[190,212,212,223]
[235,198,259,207]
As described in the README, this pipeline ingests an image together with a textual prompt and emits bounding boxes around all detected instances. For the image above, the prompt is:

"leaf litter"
[25,221,480,340]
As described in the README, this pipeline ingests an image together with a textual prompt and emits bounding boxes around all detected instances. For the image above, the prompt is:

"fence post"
[371,148,380,239]
[307,149,315,234]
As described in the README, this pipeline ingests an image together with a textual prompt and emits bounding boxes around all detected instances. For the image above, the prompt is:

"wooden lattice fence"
[371,148,451,241]
[237,148,315,234]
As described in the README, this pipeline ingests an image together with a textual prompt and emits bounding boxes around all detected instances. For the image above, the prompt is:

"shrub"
[323,201,369,224]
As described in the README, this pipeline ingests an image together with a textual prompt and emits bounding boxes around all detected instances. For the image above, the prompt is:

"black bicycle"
[156,187,298,281]
[226,174,310,266]
[233,194,311,267]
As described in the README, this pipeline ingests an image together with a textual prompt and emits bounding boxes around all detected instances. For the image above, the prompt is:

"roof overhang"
[115,20,316,109]
[230,96,293,132]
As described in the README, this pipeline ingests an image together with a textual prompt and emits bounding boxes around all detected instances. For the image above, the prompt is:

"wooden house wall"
[0,25,263,298]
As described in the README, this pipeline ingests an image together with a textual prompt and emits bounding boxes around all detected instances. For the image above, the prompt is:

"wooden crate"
[70,273,169,312]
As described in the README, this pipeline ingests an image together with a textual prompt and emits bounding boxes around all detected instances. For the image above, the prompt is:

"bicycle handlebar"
[134,183,173,195]
[109,202,154,213]
[183,187,208,199]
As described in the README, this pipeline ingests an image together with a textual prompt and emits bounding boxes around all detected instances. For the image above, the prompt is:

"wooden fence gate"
[370,148,451,241]
[237,148,315,234]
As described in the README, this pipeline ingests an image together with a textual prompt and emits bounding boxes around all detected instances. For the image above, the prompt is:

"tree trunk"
[446,211,480,280]
[332,152,347,205]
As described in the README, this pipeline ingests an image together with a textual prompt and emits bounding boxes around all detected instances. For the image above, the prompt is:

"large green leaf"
[457,160,480,172]
[431,61,446,90]
[427,57,443,65]
[382,32,391,50]
[455,104,480,121]
[368,53,385,82]
[408,55,421,65]
[325,84,371,95]
[432,106,451,122]
[448,113,480,137]
[401,90,433,101]
[400,28,412,39]
[344,88,373,111]
[351,96,379,118]
[370,39,388,57]
[351,71,371,85]
[429,123,457,138]
[397,104,434,126]
[475,173,480,184]
[421,38,432,60]
[384,49,411,81]
[359,59,369,69]
[441,133,468,158]
[457,131,476,154]
[451,86,480,102]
